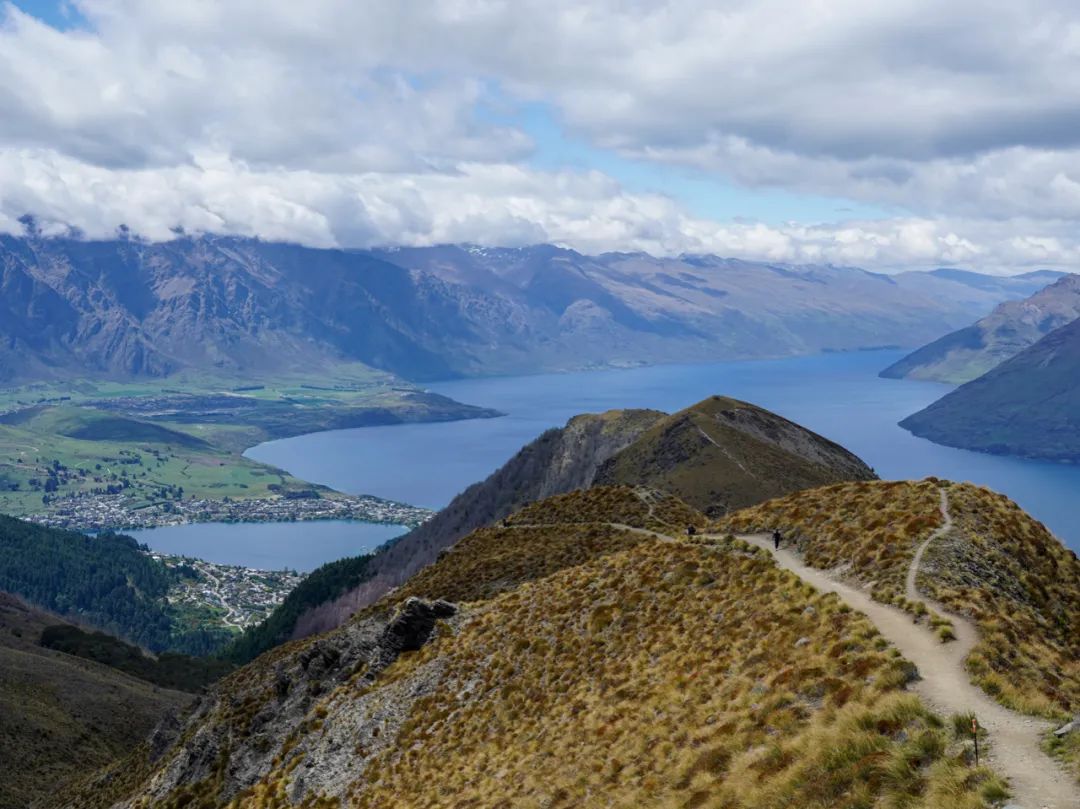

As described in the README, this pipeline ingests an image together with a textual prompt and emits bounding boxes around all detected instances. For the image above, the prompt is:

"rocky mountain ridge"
[232,396,875,660]
[0,235,1063,383]
[56,480,1079,809]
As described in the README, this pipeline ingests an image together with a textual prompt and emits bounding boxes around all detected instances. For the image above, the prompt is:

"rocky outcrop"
[83,598,457,809]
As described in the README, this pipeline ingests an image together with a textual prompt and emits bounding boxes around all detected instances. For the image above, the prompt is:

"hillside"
[0,515,232,654]
[229,409,664,658]
[898,317,1080,460]
[881,273,1080,383]
[61,487,1013,809]
[0,591,191,809]
[232,397,875,661]
[719,479,1080,778]
[595,395,876,515]
[0,235,1059,384]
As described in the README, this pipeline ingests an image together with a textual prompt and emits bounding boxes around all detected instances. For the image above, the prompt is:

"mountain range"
[0,234,1064,383]
[881,273,1080,383]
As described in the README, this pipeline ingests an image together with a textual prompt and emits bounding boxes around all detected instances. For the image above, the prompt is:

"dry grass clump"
[343,539,998,808]
[506,484,707,533]
[391,521,649,606]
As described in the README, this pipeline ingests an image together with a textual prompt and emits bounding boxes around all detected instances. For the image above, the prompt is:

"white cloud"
[3,1,1080,271]
[4,147,1080,273]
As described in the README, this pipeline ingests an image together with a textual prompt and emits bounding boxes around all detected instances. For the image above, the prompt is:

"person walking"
[773,529,782,551]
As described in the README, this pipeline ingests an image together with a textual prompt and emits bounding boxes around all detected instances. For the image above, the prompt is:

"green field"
[0,414,305,518]
[0,366,497,521]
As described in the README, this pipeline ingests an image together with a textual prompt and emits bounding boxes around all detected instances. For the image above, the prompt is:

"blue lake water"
[126,520,406,572]
[248,349,1080,555]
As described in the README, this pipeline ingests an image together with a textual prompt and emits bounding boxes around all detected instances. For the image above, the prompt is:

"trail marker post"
[972,716,979,767]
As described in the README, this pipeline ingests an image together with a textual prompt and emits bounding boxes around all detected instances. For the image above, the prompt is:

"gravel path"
[732,488,1076,809]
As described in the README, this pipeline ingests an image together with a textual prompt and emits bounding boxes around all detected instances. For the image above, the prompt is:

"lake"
[247,349,1080,554]
[126,520,406,572]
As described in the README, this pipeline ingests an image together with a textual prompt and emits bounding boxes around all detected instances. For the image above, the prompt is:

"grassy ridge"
[100,487,1008,809]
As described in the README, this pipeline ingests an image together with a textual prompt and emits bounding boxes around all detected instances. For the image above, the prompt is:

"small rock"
[794,637,810,648]
[1053,716,1079,737]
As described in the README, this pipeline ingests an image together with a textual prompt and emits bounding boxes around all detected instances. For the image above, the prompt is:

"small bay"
[124,520,406,572]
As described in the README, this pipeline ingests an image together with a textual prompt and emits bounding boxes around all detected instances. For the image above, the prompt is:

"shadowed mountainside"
[0,592,191,809]
[898,317,1080,460]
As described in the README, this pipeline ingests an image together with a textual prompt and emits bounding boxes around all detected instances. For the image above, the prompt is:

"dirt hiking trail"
[731,489,1076,809]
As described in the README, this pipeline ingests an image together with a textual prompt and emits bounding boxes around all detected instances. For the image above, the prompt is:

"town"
[152,553,305,630]
[28,490,433,533]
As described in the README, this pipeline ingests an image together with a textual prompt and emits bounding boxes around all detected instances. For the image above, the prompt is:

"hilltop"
[0,592,191,809]
[595,395,875,515]
[61,486,1022,809]
[898,317,1080,460]
[881,273,1080,384]
[228,397,875,662]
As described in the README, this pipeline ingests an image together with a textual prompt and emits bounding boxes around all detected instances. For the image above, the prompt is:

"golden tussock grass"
[340,530,1000,808]
[718,478,1080,779]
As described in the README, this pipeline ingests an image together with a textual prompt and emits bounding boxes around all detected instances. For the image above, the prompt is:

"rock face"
[899,316,1080,460]
[1054,717,1079,737]
[594,396,877,516]
[0,235,1060,384]
[84,598,458,809]
[881,273,1080,384]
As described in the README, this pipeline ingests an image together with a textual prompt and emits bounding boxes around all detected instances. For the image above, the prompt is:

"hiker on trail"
[773,529,782,551]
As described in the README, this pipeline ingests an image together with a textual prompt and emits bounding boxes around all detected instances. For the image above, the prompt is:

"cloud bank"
[3,1,1080,272]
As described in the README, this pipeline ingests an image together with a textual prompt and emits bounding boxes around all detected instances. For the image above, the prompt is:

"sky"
[3,1,1080,272]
